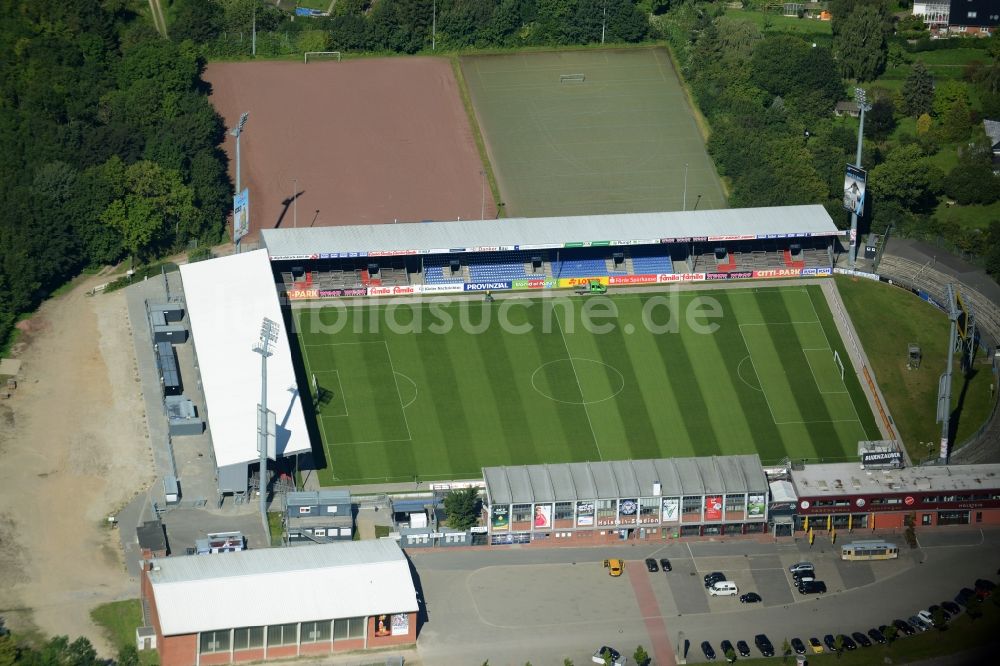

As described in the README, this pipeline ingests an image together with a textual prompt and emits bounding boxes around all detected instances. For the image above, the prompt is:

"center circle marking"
[530,358,625,405]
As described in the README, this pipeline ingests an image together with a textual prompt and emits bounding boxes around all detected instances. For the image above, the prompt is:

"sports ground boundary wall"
[856,261,1000,464]
[283,267,834,301]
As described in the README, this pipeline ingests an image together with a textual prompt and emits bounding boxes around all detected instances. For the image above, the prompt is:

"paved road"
[406,529,1000,665]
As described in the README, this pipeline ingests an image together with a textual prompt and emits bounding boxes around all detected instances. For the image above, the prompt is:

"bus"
[841,540,899,561]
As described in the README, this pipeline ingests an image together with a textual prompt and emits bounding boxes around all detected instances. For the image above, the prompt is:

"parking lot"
[408,529,1000,665]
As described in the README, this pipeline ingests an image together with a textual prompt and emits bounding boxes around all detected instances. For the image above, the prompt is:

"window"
[267,623,297,647]
[233,627,264,651]
[340,527,352,536]
[333,618,349,641]
[725,494,745,513]
[968,11,977,18]
[554,501,574,521]
[333,617,365,641]
[511,504,532,523]
[325,505,338,513]
[596,499,616,524]
[313,528,326,537]
[937,510,970,526]
[301,620,331,643]
[922,514,932,526]
[682,496,701,515]
[199,630,230,654]
[298,506,311,514]
[639,497,659,521]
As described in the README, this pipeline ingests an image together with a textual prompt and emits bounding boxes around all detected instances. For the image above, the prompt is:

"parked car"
[604,559,624,577]
[701,641,716,661]
[739,592,762,603]
[956,587,976,606]
[789,561,814,573]
[892,619,916,636]
[790,637,806,655]
[645,558,659,573]
[720,640,736,663]
[908,615,930,632]
[840,635,857,651]
[792,570,815,583]
[975,578,996,598]
[592,646,625,665]
[660,558,672,572]
[928,604,950,619]
[704,572,726,587]
[754,634,774,657]
[823,635,838,652]
[808,637,824,653]
[736,640,751,657]
[942,601,961,616]
[851,632,871,648]
[867,628,886,644]
[797,580,827,594]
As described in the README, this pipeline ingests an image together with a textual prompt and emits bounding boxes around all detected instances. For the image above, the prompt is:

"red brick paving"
[626,560,677,666]
[204,58,494,236]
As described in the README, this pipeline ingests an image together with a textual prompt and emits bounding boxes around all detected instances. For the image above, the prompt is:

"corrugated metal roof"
[482,455,766,504]
[149,540,416,635]
[260,206,839,259]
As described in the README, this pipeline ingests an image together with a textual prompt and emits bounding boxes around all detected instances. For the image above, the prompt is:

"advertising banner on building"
[843,164,867,217]
[419,283,466,293]
[661,498,679,522]
[512,278,556,290]
[286,288,368,300]
[391,613,409,636]
[705,271,753,281]
[657,272,706,283]
[491,505,509,531]
[619,499,638,519]
[748,493,766,518]
[368,285,418,296]
[557,276,610,288]
[233,189,249,242]
[375,615,391,637]
[705,496,723,521]
[533,504,552,529]
[576,501,595,526]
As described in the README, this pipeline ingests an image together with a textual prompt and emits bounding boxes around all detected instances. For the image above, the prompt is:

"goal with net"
[304,51,342,64]
[833,350,845,381]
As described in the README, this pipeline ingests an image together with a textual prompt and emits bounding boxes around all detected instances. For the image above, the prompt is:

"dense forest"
[0,1,231,351]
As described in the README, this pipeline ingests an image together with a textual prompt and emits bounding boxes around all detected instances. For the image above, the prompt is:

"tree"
[833,2,890,81]
[965,595,984,621]
[902,61,934,117]
[171,0,223,43]
[724,645,737,663]
[833,633,844,656]
[443,487,481,530]
[0,633,17,666]
[939,97,972,142]
[782,637,792,660]
[931,607,948,630]
[870,143,943,213]
[116,643,141,666]
[883,624,898,643]
[865,97,897,140]
[933,80,969,117]
[633,645,650,666]
[916,112,932,135]
[945,163,1000,204]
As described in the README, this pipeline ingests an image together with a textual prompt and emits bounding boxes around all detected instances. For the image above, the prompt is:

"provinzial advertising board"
[465,281,512,292]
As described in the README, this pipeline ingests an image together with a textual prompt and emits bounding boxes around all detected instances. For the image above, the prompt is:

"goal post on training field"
[304,51,342,64]
[559,73,585,83]
[833,350,845,381]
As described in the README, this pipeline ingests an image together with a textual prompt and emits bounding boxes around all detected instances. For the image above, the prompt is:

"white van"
[709,581,739,596]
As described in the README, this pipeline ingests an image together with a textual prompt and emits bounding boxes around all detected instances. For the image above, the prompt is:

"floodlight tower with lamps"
[849,87,871,270]
[230,112,249,194]
[253,318,279,536]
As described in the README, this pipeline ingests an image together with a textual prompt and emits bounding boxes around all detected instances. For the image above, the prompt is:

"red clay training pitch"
[205,58,495,235]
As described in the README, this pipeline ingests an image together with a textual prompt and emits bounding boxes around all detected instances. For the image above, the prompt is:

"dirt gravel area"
[205,58,494,234]
[0,275,154,655]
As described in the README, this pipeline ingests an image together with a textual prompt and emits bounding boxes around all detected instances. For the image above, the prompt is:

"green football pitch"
[293,286,880,486]
[460,48,728,217]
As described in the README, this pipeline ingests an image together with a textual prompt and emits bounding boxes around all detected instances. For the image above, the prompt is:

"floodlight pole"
[849,88,870,270]
[480,170,486,220]
[432,0,436,50]
[230,112,249,194]
[602,2,607,44]
[292,178,298,228]
[253,318,279,537]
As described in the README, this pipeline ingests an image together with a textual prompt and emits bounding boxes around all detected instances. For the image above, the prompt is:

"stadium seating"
[552,249,628,279]
[630,246,674,275]
[467,251,533,282]
[421,256,466,285]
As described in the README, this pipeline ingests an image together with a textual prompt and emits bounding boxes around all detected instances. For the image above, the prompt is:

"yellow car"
[808,637,824,654]
[603,558,624,577]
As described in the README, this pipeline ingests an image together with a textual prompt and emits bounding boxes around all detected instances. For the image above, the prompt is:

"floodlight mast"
[230,112,249,194]
[849,88,871,270]
[253,318,280,536]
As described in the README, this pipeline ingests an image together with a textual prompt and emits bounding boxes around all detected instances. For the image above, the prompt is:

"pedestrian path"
[626,560,677,666]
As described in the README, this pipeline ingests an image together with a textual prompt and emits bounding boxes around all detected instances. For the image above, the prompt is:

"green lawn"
[934,199,1000,231]
[722,9,833,36]
[295,286,879,486]
[460,48,727,217]
[715,598,1000,665]
[91,599,159,665]
[835,276,996,463]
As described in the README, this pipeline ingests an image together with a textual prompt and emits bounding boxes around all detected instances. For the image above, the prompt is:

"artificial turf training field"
[294,286,880,486]
[461,48,728,218]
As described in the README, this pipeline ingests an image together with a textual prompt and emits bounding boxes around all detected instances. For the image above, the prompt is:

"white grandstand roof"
[260,205,840,259]
[179,250,310,468]
[148,539,417,635]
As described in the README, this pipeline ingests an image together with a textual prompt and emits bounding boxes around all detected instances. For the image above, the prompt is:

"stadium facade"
[140,539,418,666]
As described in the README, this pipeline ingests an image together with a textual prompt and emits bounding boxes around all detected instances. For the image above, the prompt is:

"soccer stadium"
[248,205,881,487]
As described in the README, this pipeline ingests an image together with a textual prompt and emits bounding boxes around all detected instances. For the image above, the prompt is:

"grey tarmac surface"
[403,529,1000,665]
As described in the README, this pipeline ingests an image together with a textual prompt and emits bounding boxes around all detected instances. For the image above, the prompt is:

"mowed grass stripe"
[711,294,787,461]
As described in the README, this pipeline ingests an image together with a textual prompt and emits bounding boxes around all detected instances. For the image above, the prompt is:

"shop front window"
[937,511,970,526]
